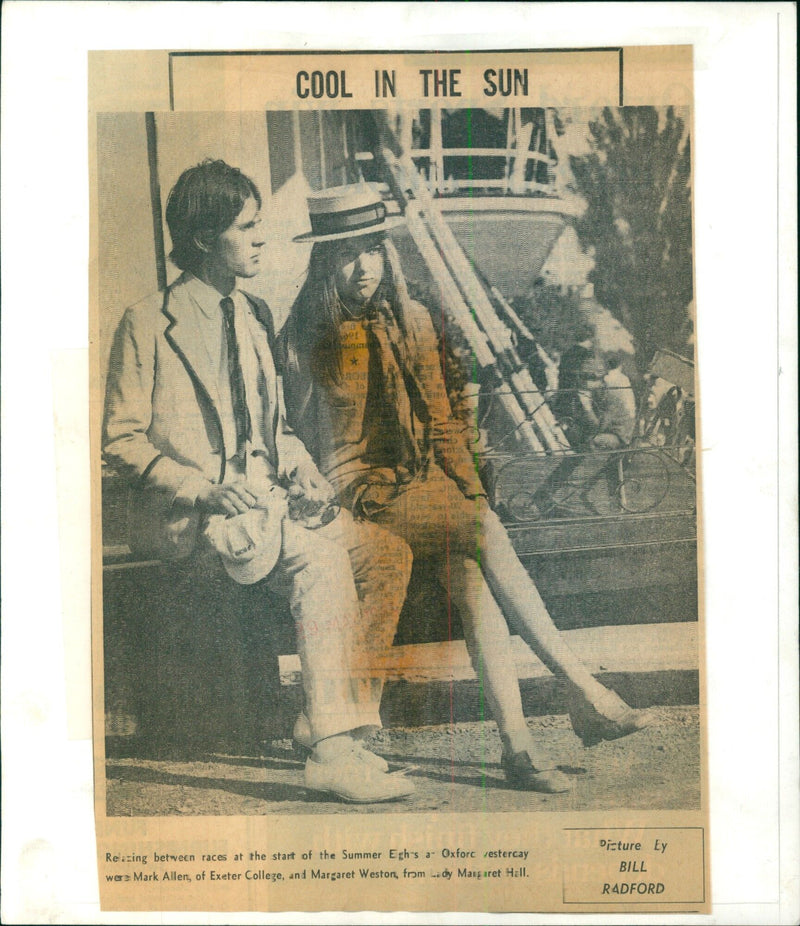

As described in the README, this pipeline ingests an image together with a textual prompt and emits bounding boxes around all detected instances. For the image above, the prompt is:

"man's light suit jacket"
[103,272,316,561]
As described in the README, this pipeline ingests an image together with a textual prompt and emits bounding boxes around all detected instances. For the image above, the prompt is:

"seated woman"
[282,185,654,794]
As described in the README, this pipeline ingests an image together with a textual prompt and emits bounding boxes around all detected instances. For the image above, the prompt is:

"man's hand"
[196,482,258,517]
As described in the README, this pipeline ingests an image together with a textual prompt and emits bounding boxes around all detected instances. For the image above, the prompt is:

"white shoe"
[352,741,390,773]
[292,712,314,751]
[293,713,390,773]
[304,752,415,803]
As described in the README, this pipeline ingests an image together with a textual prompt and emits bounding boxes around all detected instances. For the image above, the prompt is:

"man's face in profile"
[206,196,265,280]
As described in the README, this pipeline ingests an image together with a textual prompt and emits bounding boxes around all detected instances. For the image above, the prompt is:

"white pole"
[390,149,569,452]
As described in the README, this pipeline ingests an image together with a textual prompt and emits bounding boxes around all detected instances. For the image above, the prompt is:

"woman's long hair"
[290,235,418,384]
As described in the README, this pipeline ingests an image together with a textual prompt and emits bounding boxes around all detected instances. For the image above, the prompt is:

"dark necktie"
[220,296,251,456]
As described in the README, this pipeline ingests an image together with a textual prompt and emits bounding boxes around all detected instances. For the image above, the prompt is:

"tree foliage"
[569,107,693,367]
[513,283,588,358]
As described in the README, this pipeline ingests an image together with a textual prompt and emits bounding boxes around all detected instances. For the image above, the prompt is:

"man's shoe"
[292,712,314,754]
[352,742,390,773]
[501,750,572,793]
[304,752,415,803]
[568,689,656,748]
[293,714,390,772]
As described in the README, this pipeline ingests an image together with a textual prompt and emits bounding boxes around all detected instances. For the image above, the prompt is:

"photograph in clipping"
[92,48,708,913]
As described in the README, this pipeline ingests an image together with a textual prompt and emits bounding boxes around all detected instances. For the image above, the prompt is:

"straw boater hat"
[293,184,404,243]
[204,497,285,585]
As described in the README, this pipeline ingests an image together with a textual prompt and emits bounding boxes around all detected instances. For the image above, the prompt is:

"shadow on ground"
[106,707,700,816]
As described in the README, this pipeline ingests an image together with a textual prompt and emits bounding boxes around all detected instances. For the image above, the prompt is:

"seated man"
[591,355,637,449]
[102,159,413,803]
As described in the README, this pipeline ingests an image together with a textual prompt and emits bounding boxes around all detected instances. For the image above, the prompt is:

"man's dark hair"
[606,354,622,370]
[575,322,595,342]
[165,159,261,273]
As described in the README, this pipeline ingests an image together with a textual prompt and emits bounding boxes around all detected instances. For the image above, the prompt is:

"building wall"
[96,113,159,385]
[97,110,354,391]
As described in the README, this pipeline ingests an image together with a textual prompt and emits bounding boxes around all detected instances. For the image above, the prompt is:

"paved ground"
[106,706,700,816]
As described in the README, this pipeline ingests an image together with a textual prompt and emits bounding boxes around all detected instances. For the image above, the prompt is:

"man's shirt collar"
[184,271,239,319]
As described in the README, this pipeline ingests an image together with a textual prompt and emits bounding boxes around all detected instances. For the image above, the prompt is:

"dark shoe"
[501,750,572,793]
[569,689,656,747]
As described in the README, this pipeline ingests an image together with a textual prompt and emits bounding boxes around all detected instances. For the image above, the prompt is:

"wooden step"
[278,622,698,687]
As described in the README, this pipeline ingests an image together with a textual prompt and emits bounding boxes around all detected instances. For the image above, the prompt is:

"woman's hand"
[468,493,491,511]
[290,462,336,508]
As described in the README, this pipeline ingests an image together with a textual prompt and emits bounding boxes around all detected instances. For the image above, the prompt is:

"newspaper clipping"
[92,46,708,913]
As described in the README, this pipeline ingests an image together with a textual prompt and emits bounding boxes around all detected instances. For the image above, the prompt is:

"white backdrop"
[1,3,797,924]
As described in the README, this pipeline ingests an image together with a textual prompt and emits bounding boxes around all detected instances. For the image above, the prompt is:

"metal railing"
[487,446,694,524]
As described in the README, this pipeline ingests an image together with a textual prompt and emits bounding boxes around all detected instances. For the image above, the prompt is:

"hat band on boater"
[310,201,387,237]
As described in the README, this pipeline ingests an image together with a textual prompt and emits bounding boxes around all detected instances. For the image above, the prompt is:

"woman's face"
[333,235,385,307]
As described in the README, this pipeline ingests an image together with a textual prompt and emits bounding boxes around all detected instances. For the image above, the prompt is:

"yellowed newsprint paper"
[91,46,708,914]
